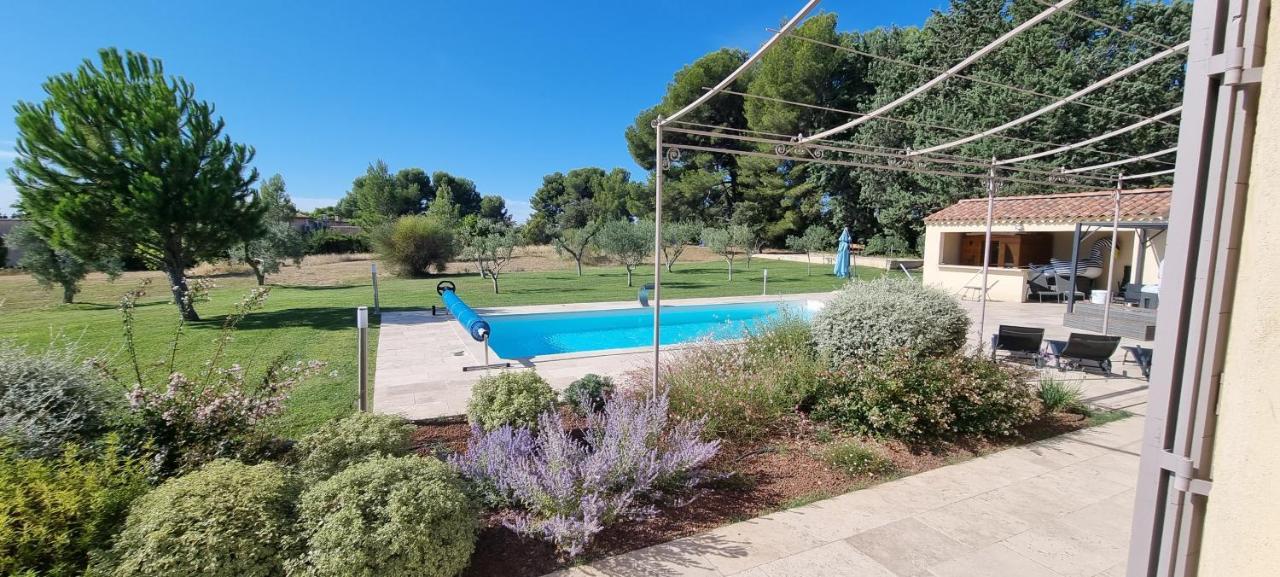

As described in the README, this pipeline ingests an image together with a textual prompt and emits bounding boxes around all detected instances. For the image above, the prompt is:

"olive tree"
[549,200,604,277]
[701,225,752,281]
[660,220,702,272]
[596,219,654,287]
[465,222,521,293]
[7,223,120,303]
[9,49,262,320]
[233,174,305,285]
[785,225,834,276]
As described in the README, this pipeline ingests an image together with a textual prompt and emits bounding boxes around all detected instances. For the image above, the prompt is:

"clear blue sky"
[0,0,943,220]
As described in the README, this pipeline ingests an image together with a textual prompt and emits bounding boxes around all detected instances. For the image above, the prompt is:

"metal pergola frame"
[646,0,1186,391]
[640,0,1266,574]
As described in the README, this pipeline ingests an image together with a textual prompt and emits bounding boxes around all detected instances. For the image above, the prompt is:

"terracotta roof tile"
[923,188,1171,225]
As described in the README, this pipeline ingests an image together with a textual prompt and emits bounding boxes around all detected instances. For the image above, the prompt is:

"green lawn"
[0,258,898,436]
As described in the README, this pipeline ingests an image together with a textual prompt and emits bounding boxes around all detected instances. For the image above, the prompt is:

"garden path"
[544,410,1147,577]
[541,298,1153,577]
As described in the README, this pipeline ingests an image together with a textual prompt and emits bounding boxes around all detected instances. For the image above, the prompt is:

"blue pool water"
[485,301,811,358]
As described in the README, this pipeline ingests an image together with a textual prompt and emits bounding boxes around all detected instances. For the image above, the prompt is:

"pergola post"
[1067,223,1082,313]
[651,120,665,395]
[1135,228,1148,287]
[1102,174,1123,334]
[977,162,996,351]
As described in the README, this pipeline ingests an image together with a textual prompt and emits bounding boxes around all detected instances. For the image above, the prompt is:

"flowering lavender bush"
[451,392,719,557]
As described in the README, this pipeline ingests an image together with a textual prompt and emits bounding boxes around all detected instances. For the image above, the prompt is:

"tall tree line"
[313,162,509,230]
[624,0,1190,254]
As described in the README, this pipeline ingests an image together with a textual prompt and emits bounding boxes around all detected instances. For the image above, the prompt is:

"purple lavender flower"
[451,391,719,557]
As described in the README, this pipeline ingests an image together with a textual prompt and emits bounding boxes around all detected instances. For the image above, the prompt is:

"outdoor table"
[1043,339,1068,360]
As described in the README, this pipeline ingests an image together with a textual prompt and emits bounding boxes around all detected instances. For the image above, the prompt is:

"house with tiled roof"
[921,188,1171,303]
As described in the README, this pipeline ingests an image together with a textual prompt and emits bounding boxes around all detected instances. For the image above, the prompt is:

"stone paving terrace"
[544,410,1146,577]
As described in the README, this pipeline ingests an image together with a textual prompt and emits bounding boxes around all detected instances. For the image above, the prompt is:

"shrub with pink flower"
[125,360,322,476]
[113,285,324,477]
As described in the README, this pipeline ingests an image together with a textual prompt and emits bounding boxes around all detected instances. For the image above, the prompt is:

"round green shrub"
[812,352,1038,443]
[104,459,299,577]
[466,371,557,431]
[811,278,968,366]
[563,374,615,415]
[293,412,414,483]
[378,215,456,277]
[293,455,476,577]
[0,341,117,458]
[0,440,148,577]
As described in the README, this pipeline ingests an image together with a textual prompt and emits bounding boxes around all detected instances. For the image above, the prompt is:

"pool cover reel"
[440,287,490,342]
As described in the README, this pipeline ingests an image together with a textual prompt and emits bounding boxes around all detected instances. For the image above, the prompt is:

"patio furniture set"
[990,324,1153,379]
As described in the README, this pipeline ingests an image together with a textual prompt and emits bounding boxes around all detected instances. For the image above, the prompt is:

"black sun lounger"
[990,325,1046,367]
[1048,333,1122,375]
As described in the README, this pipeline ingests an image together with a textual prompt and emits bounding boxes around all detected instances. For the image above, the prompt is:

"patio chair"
[1123,283,1145,306]
[1048,333,1122,375]
[1053,274,1086,303]
[990,325,1045,367]
[1027,266,1058,302]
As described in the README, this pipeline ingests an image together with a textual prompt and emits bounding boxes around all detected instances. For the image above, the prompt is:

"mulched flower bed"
[411,410,1095,577]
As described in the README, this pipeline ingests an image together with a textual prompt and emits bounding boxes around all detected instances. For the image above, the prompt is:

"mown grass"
[0,258,898,436]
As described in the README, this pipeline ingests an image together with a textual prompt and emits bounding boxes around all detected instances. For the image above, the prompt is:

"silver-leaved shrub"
[291,455,476,577]
[100,459,300,577]
[0,340,117,458]
[451,392,719,557]
[292,412,415,483]
[812,277,969,366]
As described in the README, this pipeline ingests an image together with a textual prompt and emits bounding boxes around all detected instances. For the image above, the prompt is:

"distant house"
[289,214,362,236]
[921,188,1171,302]
[0,218,25,267]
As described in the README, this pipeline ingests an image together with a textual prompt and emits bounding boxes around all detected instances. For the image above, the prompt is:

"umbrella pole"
[978,163,996,353]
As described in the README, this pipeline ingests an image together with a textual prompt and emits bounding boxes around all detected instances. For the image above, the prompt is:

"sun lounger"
[1045,333,1122,375]
[990,325,1046,367]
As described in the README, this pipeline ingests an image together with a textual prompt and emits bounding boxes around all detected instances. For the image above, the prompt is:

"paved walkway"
[547,413,1145,577]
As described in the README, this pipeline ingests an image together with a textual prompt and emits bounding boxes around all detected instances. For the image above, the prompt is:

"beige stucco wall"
[1196,10,1280,574]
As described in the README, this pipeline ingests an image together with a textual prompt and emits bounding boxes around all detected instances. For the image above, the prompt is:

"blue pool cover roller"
[441,288,490,342]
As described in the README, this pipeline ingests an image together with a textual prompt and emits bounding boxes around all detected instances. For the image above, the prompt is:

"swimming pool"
[484,300,815,358]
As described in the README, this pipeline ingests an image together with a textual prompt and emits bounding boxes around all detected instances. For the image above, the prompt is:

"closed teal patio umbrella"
[834,227,851,278]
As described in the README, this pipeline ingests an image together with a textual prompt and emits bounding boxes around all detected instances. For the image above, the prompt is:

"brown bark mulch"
[413,411,1096,577]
